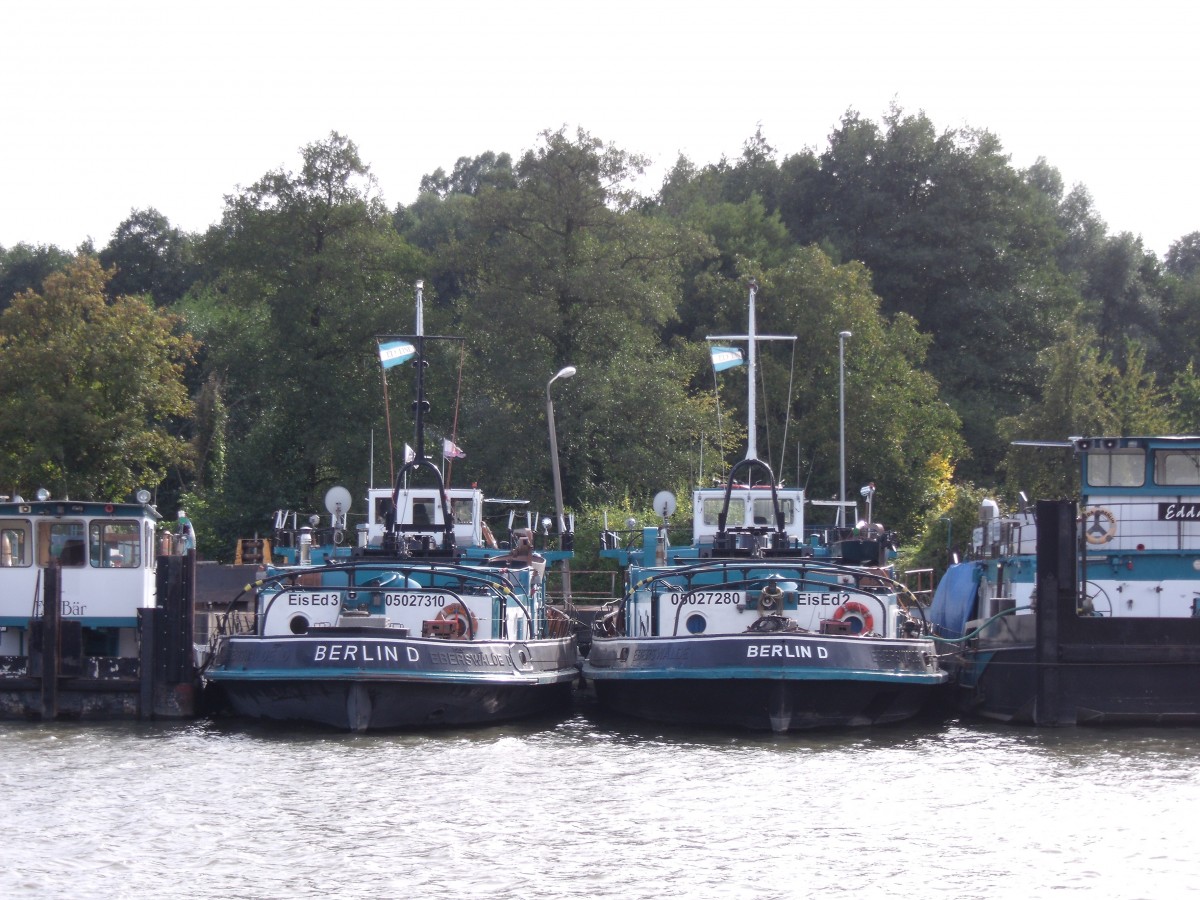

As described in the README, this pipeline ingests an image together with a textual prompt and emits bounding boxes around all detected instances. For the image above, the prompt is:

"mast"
[377,279,458,557]
[746,281,760,461]
[411,279,429,466]
[707,280,794,468]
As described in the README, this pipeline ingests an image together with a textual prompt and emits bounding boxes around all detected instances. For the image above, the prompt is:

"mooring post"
[1034,499,1076,725]
[150,551,197,718]
[39,564,62,720]
[138,606,156,720]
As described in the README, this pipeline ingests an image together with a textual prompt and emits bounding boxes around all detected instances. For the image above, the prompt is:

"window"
[451,498,474,525]
[751,498,794,525]
[1086,449,1145,487]
[38,521,86,567]
[411,498,435,526]
[1154,450,1200,486]
[374,497,391,524]
[0,520,30,567]
[702,498,745,527]
[90,521,142,568]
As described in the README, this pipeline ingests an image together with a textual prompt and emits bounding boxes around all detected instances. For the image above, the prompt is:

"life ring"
[833,601,874,635]
[1083,507,1117,545]
[436,601,479,638]
[481,522,498,549]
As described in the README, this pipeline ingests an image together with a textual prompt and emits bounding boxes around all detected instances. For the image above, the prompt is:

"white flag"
[442,438,466,459]
[403,444,416,463]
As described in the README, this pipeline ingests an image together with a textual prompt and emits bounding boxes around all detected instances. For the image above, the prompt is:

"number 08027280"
[674,590,742,606]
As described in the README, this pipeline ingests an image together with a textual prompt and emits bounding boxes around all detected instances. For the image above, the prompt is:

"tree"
[0,256,195,499]
[99,208,198,306]
[411,128,714,506]
[752,248,964,537]
[772,107,1076,483]
[1080,232,1162,367]
[0,242,74,310]
[1166,232,1200,279]
[184,132,426,547]
[997,324,1170,499]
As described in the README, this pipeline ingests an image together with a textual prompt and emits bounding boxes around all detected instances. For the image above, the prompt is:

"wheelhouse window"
[410,498,436,526]
[702,498,745,526]
[1086,449,1145,487]
[373,497,390,524]
[37,521,86,567]
[751,498,794,525]
[90,520,142,568]
[451,498,474,525]
[0,520,30,567]
[1153,450,1200,486]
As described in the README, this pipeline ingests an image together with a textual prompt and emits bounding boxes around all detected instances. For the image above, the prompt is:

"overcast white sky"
[3,1,1197,258]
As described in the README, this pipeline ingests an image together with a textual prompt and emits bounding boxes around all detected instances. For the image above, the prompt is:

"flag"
[710,346,743,372]
[379,340,416,369]
[442,438,466,459]
[403,444,416,463]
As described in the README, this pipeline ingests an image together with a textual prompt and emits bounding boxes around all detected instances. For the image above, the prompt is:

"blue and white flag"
[378,340,416,369]
[710,346,744,372]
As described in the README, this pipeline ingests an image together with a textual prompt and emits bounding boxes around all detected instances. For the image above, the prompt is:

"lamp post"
[838,331,852,527]
[547,365,576,604]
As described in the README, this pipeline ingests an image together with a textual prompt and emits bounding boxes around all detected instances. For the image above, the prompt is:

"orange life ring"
[833,600,875,635]
[436,601,479,638]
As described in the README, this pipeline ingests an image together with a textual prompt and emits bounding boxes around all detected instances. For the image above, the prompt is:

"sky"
[3,0,1197,259]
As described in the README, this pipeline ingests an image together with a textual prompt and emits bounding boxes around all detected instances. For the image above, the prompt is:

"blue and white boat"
[582,284,946,731]
[0,492,171,718]
[930,435,1200,724]
[202,283,580,731]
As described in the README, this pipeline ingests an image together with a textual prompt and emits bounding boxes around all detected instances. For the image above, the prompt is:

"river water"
[1,698,1197,900]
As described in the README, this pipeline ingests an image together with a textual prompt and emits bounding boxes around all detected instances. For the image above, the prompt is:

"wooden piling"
[38,564,62,720]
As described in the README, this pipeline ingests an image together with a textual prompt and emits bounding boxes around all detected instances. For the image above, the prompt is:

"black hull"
[592,677,934,732]
[204,632,579,731]
[941,501,1200,725]
[583,632,945,732]
[951,644,1200,725]
[206,678,574,731]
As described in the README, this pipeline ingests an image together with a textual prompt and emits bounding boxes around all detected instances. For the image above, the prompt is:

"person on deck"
[176,510,196,553]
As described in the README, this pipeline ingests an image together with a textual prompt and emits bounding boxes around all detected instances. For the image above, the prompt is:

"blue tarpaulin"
[928,562,982,638]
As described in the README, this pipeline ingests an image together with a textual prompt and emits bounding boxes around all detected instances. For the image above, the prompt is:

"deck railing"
[544,568,623,606]
[902,568,935,606]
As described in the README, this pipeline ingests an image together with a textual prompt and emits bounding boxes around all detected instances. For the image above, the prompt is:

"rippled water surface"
[2,700,1198,899]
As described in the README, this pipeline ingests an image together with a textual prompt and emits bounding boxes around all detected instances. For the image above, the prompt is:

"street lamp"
[838,331,852,528]
[547,365,576,604]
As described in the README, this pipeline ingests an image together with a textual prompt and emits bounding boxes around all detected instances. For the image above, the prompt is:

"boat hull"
[583,633,945,732]
[933,499,1200,725]
[205,631,579,731]
[951,632,1200,726]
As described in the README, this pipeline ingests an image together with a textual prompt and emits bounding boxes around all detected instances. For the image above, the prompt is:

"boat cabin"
[968,435,1200,620]
[272,485,490,566]
[0,497,160,658]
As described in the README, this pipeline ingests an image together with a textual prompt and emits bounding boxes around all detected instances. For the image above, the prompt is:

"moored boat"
[0,492,197,720]
[582,283,946,731]
[929,435,1200,724]
[201,282,581,731]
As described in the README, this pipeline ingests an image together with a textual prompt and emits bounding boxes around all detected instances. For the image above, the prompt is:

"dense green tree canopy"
[4,110,1200,563]
[182,132,426,545]
[99,208,198,306]
[0,242,74,310]
[0,256,195,499]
